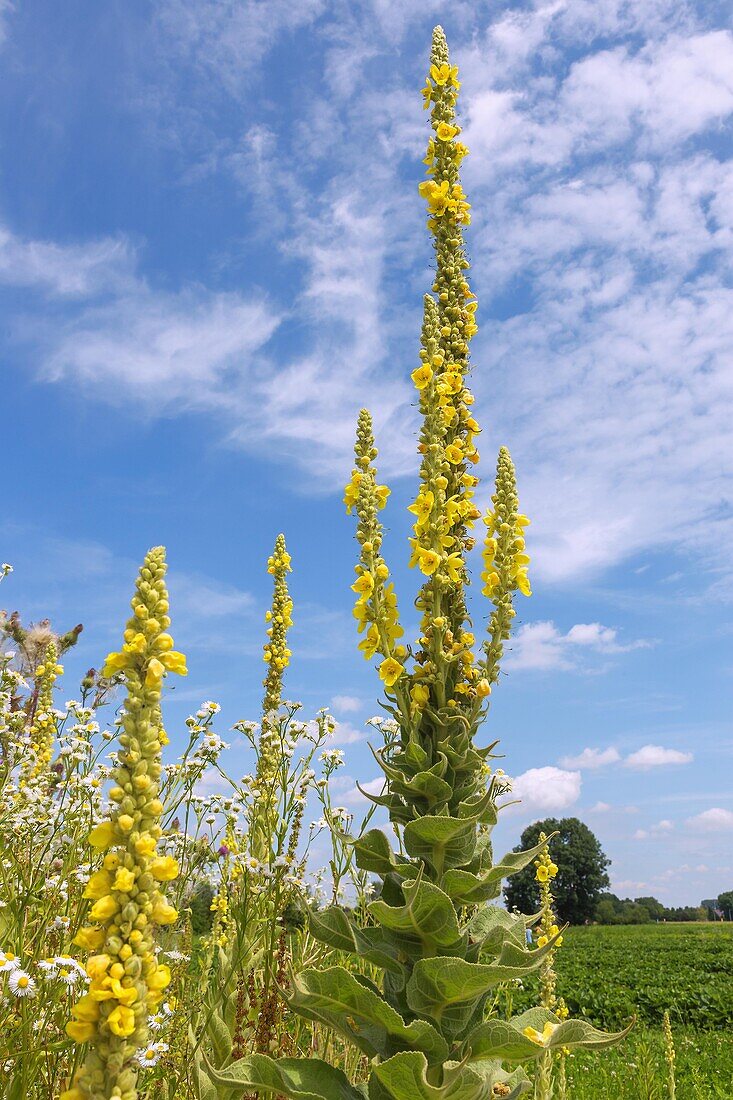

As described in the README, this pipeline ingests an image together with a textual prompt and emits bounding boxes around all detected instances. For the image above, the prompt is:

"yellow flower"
[74,927,105,952]
[408,491,434,527]
[107,1004,136,1037]
[411,364,433,390]
[375,484,391,509]
[112,868,136,892]
[88,821,116,850]
[379,656,405,688]
[351,572,375,599]
[147,963,171,992]
[410,682,430,710]
[101,651,129,677]
[66,1020,96,1043]
[415,547,440,576]
[436,121,459,141]
[429,61,460,87]
[441,552,463,583]
[83,870,112,901]
[90,896,118,922]
[71,994,101,1023]
[523,1022,559,1047]
[150,856,179,882]
[445,441,463,464]
[134,835,157,858]
[151,899,178,925]
[476,679,491,698]
[536,865,549,883]
[358,624,380,661]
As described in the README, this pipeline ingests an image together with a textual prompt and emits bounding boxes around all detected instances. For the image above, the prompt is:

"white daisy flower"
[8,970,36,998]
[0,952,20,975]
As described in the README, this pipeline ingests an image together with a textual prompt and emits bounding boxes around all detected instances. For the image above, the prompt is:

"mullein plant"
[204,26,625,1100]
[251,532,294,862]
[63,547,187,1100]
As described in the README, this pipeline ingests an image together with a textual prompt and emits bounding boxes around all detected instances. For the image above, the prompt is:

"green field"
[511,923,733,1096]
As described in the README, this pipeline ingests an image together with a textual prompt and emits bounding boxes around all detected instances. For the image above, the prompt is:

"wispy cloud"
[508,765,582,814]
[559,747,621,770]
[505,621,648,671]
[624,745,694,769]
[687,807,733,832]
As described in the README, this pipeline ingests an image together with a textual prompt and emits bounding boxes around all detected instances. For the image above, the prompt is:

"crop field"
[511,923,733,1096]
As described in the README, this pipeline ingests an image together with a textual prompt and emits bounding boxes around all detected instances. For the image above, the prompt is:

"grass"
[509,922,733,1096]
[562,1026,733,1098]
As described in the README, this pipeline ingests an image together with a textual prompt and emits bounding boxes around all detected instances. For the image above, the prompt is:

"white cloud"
[510,766,581,813]
[341,776,385,804]
[624,745,693,769]
[506,621,648,671]
[167,572,254,618]
[331,695,362,714]
[7,0,733,587]
[559,746,621,770]
[687,808,733,833]
[328,720,365,747]
[44,287,280,404]
[634,819,674,839]
[589,801,612,812]
[0,224,135,297]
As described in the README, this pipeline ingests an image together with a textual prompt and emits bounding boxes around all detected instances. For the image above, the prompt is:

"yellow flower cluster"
[22,641,62,784]
[534,833,562,1016]
[345,410,404,690]
[252,534,294,859]
[480,448,532,691]
[262,535,293,685]
[63,547,185,1100]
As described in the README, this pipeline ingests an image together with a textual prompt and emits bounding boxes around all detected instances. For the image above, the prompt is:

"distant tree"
[635,895,665,921]
[504,817,610,924]
[717,890,733,920]
[595,898,618,925]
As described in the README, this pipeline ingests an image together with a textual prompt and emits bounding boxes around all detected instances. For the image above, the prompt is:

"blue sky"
[1,0,732,905]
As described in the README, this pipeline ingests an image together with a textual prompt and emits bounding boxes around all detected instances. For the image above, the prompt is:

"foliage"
[504,819,610,924]
[206,26,624,1100]
[510,924,733,1030]
[595,894,708,925]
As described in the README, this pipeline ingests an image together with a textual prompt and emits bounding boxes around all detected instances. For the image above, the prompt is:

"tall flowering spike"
[481,447,531,689]
[22,640,60,784]
[251,534,293,862]
[525,835,563,1099]
[64,547,185,1100]
[345,409,404,692]
[258,534,293,778]
[209,30,626,1100]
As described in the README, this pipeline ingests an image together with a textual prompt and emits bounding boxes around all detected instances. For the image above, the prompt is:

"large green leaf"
[287,966,449,1064]
[306,905,404,975]
[462,1009,631,1063]
[369,872,463,954]
[442,837,551,905]
[368,1052,486,1100]
[394,768,453,809]
[467,1061,531,1098]
[204,1053,366,1100]
[354,828,399,874]
[464,906,528,958]
[512,1008,634,1051]
[440,870,500,906]
[403,816,476,874]
[406,941,555,1037]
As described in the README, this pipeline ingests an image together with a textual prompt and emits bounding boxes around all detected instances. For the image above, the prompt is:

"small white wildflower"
[8,970,36,998]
